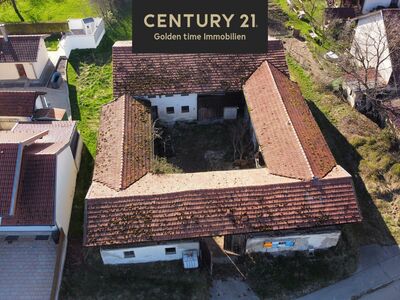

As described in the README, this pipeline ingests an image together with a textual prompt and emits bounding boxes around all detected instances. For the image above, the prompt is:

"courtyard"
[154,120,257,173]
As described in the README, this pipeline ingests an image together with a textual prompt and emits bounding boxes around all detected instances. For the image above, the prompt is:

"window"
[181,93,189,96]
[165,247,176,255]
[165,94,174,97]
[181,106,189,113]
[124,250,135,258]
[166,107,175,114]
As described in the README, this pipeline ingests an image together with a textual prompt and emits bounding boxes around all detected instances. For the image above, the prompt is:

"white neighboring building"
[57,17,105,58]
[0,29,51,82]
[344,9,400,106]
[0,121,82,299]
[362,0,400,14]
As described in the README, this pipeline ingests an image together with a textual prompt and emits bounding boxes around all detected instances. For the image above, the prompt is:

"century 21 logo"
[143,14,257,28]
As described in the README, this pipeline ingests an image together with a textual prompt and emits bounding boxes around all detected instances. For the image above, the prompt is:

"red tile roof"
[93,95,152,191]
[85,175,361,247]
[0,35,42,63]
[0,144,19,216]
[112,40,288,97]
[0,91,43,117]
[244,62,336,180]
[0,122,76,226]
[33,108,67,121]
[1,151,56,225]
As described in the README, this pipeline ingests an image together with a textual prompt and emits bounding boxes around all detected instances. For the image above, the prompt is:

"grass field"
[0,0,95,22]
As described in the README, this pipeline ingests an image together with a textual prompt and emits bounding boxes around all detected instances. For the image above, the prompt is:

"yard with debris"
[154,121,255,173]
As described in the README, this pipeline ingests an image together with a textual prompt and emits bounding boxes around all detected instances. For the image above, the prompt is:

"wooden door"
[16,64,27,78]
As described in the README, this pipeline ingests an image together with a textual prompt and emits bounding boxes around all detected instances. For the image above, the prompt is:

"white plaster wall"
[55,147,78,235]
[148,93,198,123]
[32,39,49,79]
[0,63,19,80]
[246,231,341,254]
[0,62,36,79]
[101,241,200,264]
[74,135,83,170]
[362,0,393,13]
[352,13,392,83]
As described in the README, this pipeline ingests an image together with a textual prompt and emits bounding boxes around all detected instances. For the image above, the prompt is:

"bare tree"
[335,15,400,113]
[0,0,25,22]
[229,118,254,163]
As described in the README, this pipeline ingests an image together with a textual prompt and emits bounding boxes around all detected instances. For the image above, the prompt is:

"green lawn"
[0,0,95,22]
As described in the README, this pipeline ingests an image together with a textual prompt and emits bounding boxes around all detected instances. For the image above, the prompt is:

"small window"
[148,95,157,98]
[181,93,189,96]
[124,250,135,258]
[165,94,174,97]
[181,106,189,113]
[166,107,175,114]
[165,247,176,255]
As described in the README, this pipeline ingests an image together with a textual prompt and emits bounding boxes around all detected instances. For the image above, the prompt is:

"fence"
[5,22,68,35]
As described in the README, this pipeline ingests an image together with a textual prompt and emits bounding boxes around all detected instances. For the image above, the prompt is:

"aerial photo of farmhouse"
[0,0,400,299]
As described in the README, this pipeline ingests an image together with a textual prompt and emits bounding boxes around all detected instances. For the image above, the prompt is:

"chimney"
[0,24,8,42]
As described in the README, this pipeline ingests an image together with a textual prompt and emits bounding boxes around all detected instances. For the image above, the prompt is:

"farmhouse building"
[0,121,82,299]
[84,40,362,265]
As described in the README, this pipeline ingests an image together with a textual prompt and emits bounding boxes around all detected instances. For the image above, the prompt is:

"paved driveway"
[0,237,57,300]
[298,244,400,300]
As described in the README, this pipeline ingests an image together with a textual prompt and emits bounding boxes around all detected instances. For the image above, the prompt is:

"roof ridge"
[266,61,314,179]
[119,95,128,190]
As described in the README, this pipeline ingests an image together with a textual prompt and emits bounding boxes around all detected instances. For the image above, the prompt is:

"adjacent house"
[361,0,400,13]
[0,91,47,129]
[344,9,400,107]
[0,121,82,299]
[0,26,52,84]
[84,41,362,265]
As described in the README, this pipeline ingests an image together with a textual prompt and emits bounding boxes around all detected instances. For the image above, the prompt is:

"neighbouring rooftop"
[0,35,42,63]
[112,39,288,96]
[0,90,44,117]
[0,121,76,225]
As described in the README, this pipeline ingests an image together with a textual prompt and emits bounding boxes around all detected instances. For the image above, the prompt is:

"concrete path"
[210,278,259,300]
[0,237,57,300]
[298,244,400,300]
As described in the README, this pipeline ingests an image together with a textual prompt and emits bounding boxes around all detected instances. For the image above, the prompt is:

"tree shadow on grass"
[307,101,396,246]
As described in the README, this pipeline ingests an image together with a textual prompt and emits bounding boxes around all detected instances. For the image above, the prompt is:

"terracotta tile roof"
[0,144,19,216]
[12,121,76,144]
[0,91,43,117]
[0,122,76,225]
[33,108,67,121]
[243,62,336,180]
[93,95,152,191]
[1,152,56,225]
[0,35,42,63]
[112,40,288,97]
[85,174,361,247]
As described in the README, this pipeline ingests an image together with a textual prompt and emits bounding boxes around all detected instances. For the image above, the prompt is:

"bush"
[390,163,400,178]
[152,157,182,174]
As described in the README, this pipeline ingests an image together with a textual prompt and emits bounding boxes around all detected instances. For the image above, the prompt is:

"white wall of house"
[0,62,35,80]
[362,0,399,13]
[352,13,392,83]
[32,39,49,79]
[101,241,200,264]
[55,146,78,235]
[148,93,198,123]
[246,231,341,254]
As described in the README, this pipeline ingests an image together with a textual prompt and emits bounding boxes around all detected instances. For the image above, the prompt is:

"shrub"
[152,157,182,174]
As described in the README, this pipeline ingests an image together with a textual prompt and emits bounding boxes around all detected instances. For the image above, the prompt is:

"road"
[298,244,400,300]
